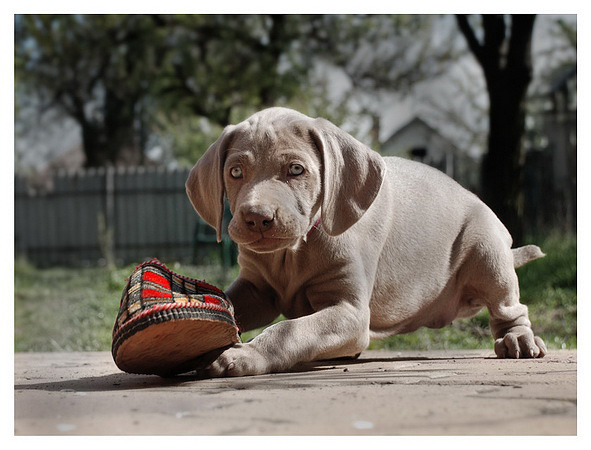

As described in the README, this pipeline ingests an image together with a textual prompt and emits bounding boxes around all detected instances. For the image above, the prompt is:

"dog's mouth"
[243,236,298,253]
[228,213,309,253]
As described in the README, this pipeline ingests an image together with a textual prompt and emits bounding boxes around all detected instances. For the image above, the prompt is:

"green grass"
[516,233,577,349]
[14,234,576,352]
[14,258,239,352]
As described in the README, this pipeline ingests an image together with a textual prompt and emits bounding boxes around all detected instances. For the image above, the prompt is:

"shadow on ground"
[15,354,491,393]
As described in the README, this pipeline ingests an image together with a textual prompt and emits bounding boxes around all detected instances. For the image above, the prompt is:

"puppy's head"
[186,107,385,253]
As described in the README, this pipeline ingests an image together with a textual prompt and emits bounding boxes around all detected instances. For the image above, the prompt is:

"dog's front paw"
[198,343,270,378]
[494,326,547,359]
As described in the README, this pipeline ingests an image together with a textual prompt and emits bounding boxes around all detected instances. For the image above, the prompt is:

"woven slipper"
[112,258,240,376]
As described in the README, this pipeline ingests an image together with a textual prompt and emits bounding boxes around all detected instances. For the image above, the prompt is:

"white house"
[381,116,479,191]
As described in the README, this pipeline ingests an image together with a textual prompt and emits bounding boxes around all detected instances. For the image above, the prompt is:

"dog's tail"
[512,245,546,269]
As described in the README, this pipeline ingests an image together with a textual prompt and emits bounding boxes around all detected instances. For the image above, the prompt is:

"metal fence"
[14,166,234,267]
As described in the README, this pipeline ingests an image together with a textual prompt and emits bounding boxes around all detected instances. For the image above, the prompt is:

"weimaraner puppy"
[186,107,547,377]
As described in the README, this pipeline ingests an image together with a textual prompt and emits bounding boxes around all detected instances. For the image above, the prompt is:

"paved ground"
[14,349,576,435]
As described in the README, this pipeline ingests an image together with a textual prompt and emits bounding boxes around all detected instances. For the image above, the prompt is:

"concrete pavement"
[14,349,576,435]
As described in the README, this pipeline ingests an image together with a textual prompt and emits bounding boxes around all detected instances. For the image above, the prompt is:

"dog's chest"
[275,290,315,319]
[258,251,317,319]
[268,273,316,319]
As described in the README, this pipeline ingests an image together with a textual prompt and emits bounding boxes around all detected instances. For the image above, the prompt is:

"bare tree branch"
[456,15,485,64]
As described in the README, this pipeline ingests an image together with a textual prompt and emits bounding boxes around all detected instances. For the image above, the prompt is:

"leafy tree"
[414,58,488,163]
[556,18,576,49]
[308,15,461,148]
[456,14,537,245]
[15,15,166,167]
[15,14,313,167]
[152,14,313,128]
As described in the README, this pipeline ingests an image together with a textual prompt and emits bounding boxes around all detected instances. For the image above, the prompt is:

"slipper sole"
[111,259,240,376]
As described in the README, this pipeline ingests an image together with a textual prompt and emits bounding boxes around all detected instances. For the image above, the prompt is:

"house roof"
[382,116,461,154]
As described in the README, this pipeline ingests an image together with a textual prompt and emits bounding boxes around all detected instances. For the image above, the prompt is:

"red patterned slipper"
[112,259,240,376]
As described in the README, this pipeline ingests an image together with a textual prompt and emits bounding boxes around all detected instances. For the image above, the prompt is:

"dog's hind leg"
[471,242,547,359]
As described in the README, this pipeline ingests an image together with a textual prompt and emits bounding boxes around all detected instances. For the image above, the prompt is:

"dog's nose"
[243,206,275,232]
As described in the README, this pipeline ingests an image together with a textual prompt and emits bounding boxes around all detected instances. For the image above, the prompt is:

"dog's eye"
[288,164,305,176]
[230,166,243,179]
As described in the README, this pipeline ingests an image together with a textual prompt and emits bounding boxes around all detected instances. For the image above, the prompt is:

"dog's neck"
[305,217,322,241]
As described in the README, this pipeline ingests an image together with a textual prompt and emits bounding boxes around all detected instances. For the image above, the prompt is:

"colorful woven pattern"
[112,258,240,376]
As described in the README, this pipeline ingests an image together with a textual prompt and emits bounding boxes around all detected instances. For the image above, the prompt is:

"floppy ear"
[309,118,386,236]
[185,125,236,243]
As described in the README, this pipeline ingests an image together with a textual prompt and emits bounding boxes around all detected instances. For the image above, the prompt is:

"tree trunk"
[259,14,288,107]
[82,121,141,168]
[82,124,109,167]
[482,75,529,246]
[456,15,536,246]
[82,92,142,168]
